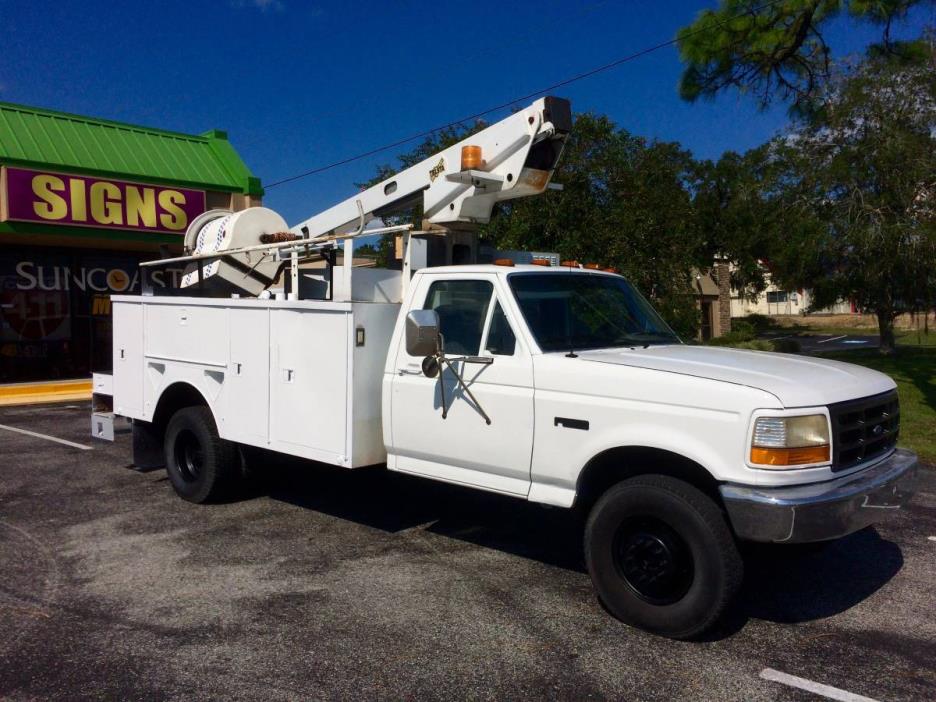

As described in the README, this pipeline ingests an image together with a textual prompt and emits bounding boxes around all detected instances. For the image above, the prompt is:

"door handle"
[398,368,422,376]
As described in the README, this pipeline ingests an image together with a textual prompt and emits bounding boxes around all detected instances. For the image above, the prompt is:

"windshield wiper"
[602,332,678,349]
[627,331,680,342]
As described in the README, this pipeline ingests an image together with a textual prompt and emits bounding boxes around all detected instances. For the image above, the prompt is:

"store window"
[0,248,182,382]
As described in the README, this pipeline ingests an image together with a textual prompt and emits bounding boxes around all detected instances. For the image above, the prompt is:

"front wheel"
[164,406,240,503]
[584,475,742,640]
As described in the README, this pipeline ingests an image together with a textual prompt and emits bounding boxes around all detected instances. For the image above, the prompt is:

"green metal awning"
[0,101,262,196]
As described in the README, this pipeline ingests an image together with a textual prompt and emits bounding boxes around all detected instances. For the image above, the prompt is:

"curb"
[0,379,93,407]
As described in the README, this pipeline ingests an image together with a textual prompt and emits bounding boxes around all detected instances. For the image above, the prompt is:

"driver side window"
[423,280,493,355]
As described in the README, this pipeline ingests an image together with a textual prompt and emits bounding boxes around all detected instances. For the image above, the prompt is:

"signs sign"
[2,167,206,235]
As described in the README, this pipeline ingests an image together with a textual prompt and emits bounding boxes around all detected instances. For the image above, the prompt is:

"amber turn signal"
[461,145,483,170]
[750,445,830,466]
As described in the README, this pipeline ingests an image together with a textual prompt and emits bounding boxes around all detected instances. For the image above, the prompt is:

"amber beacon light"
[461,145,483,170]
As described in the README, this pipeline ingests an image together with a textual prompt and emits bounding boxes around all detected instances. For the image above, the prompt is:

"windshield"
[508,273,680,352]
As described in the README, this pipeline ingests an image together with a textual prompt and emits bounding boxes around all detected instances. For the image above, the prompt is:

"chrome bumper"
[720,448,918,543]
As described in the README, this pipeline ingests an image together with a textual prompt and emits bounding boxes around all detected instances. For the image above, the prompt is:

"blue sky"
[1,1,931,224]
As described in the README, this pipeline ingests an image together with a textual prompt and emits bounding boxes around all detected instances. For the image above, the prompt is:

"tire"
[584,475,743,640]
[164,406,240,503]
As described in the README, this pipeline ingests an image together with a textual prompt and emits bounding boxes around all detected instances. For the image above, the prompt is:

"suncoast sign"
[10,260,182,292]
[1,167,206,234]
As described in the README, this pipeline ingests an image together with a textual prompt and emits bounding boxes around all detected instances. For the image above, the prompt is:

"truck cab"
[383,263,917,637]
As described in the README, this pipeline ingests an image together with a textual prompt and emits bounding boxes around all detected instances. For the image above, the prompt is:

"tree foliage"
[677,0,929,108]
[691,146,778,298]
[359,113,764,339]
[483,114,709,337]
[764,45,936,351]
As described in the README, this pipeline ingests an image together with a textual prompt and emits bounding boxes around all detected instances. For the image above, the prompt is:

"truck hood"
[576,345,895,407]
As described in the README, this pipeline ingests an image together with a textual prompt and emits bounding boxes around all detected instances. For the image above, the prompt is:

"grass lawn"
[820,344,936,464]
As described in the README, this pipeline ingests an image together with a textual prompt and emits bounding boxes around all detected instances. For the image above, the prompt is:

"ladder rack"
[139,222,413,301]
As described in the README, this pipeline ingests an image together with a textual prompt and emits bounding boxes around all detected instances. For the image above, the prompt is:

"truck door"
[389,275,534,497]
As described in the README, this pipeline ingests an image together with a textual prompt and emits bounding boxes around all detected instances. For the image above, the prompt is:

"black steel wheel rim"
[612,516,694,605]
[174,429,204,482]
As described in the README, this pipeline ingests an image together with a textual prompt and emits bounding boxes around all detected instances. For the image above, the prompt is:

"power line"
[264,0,785,190]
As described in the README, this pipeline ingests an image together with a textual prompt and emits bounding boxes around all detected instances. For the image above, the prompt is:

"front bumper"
[719,448,918,543]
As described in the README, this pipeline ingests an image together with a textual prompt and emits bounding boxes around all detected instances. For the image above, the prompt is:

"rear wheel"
[585,475,742,640]
[164,406,239,503]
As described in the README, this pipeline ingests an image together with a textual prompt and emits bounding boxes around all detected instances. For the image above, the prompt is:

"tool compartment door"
[112,301,143,418]
[269,307,350,464]
[222,306,270,445]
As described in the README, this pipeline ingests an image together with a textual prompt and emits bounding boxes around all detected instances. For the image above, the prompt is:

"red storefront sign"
[2,167,206,235]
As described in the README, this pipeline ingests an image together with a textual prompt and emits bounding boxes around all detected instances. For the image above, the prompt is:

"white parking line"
[760,668,879,702]
[817,335,848,344]
[928,536,936,542]
[0,423,92,450]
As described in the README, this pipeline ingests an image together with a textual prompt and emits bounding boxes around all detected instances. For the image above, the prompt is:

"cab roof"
[414,264,619,276]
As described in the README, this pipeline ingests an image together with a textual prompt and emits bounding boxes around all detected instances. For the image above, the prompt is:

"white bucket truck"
[92,97,917,639]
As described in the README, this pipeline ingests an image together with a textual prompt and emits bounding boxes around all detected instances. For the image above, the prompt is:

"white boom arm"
[146,97,571,298]
[291,96,572,238]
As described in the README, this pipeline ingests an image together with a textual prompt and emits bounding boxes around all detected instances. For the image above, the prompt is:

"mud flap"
[132,420,165,471]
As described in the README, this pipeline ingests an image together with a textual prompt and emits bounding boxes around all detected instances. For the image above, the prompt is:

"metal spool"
[180,207,289,296]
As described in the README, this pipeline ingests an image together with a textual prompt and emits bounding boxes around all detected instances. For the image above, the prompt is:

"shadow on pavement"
[738,528,903,624]
[255,451,904,638]
[257,453,584,572]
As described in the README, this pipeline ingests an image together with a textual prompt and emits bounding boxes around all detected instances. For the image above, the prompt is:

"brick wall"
[715,259,731,336]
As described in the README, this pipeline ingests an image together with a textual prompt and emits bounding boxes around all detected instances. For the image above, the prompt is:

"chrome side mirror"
[405,309,440,357]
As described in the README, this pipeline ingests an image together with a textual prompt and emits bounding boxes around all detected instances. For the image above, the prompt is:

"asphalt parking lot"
[759,331,881,353]
[1,402,935,701]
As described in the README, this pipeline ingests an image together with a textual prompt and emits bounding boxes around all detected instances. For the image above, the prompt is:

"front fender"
[528,356,784,506]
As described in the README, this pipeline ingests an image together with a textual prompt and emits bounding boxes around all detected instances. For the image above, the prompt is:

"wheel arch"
[575,445,722,511]
[152,381,212,434]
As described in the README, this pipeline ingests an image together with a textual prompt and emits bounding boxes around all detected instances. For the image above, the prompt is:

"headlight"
[751,414,830,467]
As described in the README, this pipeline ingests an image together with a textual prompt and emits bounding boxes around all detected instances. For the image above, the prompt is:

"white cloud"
[233,0,285,11]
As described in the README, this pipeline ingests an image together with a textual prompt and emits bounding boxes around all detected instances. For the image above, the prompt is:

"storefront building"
[0,101,262,383]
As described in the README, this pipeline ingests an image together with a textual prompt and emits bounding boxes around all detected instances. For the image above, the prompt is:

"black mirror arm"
[445,355,494,365]
[439,354,449,419]
[439,355,492,425]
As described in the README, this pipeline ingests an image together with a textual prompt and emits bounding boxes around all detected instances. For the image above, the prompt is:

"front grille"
[828,390,899,472]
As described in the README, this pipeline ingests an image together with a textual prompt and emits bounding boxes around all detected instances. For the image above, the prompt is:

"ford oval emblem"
[872,424,884,436]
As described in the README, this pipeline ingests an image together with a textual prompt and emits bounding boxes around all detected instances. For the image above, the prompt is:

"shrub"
[743,314,776,333]
[707,336,800,353]
[733,340,775,352]
[729,320,757,341]
[770,338,802,353]
[708,329,756,346]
